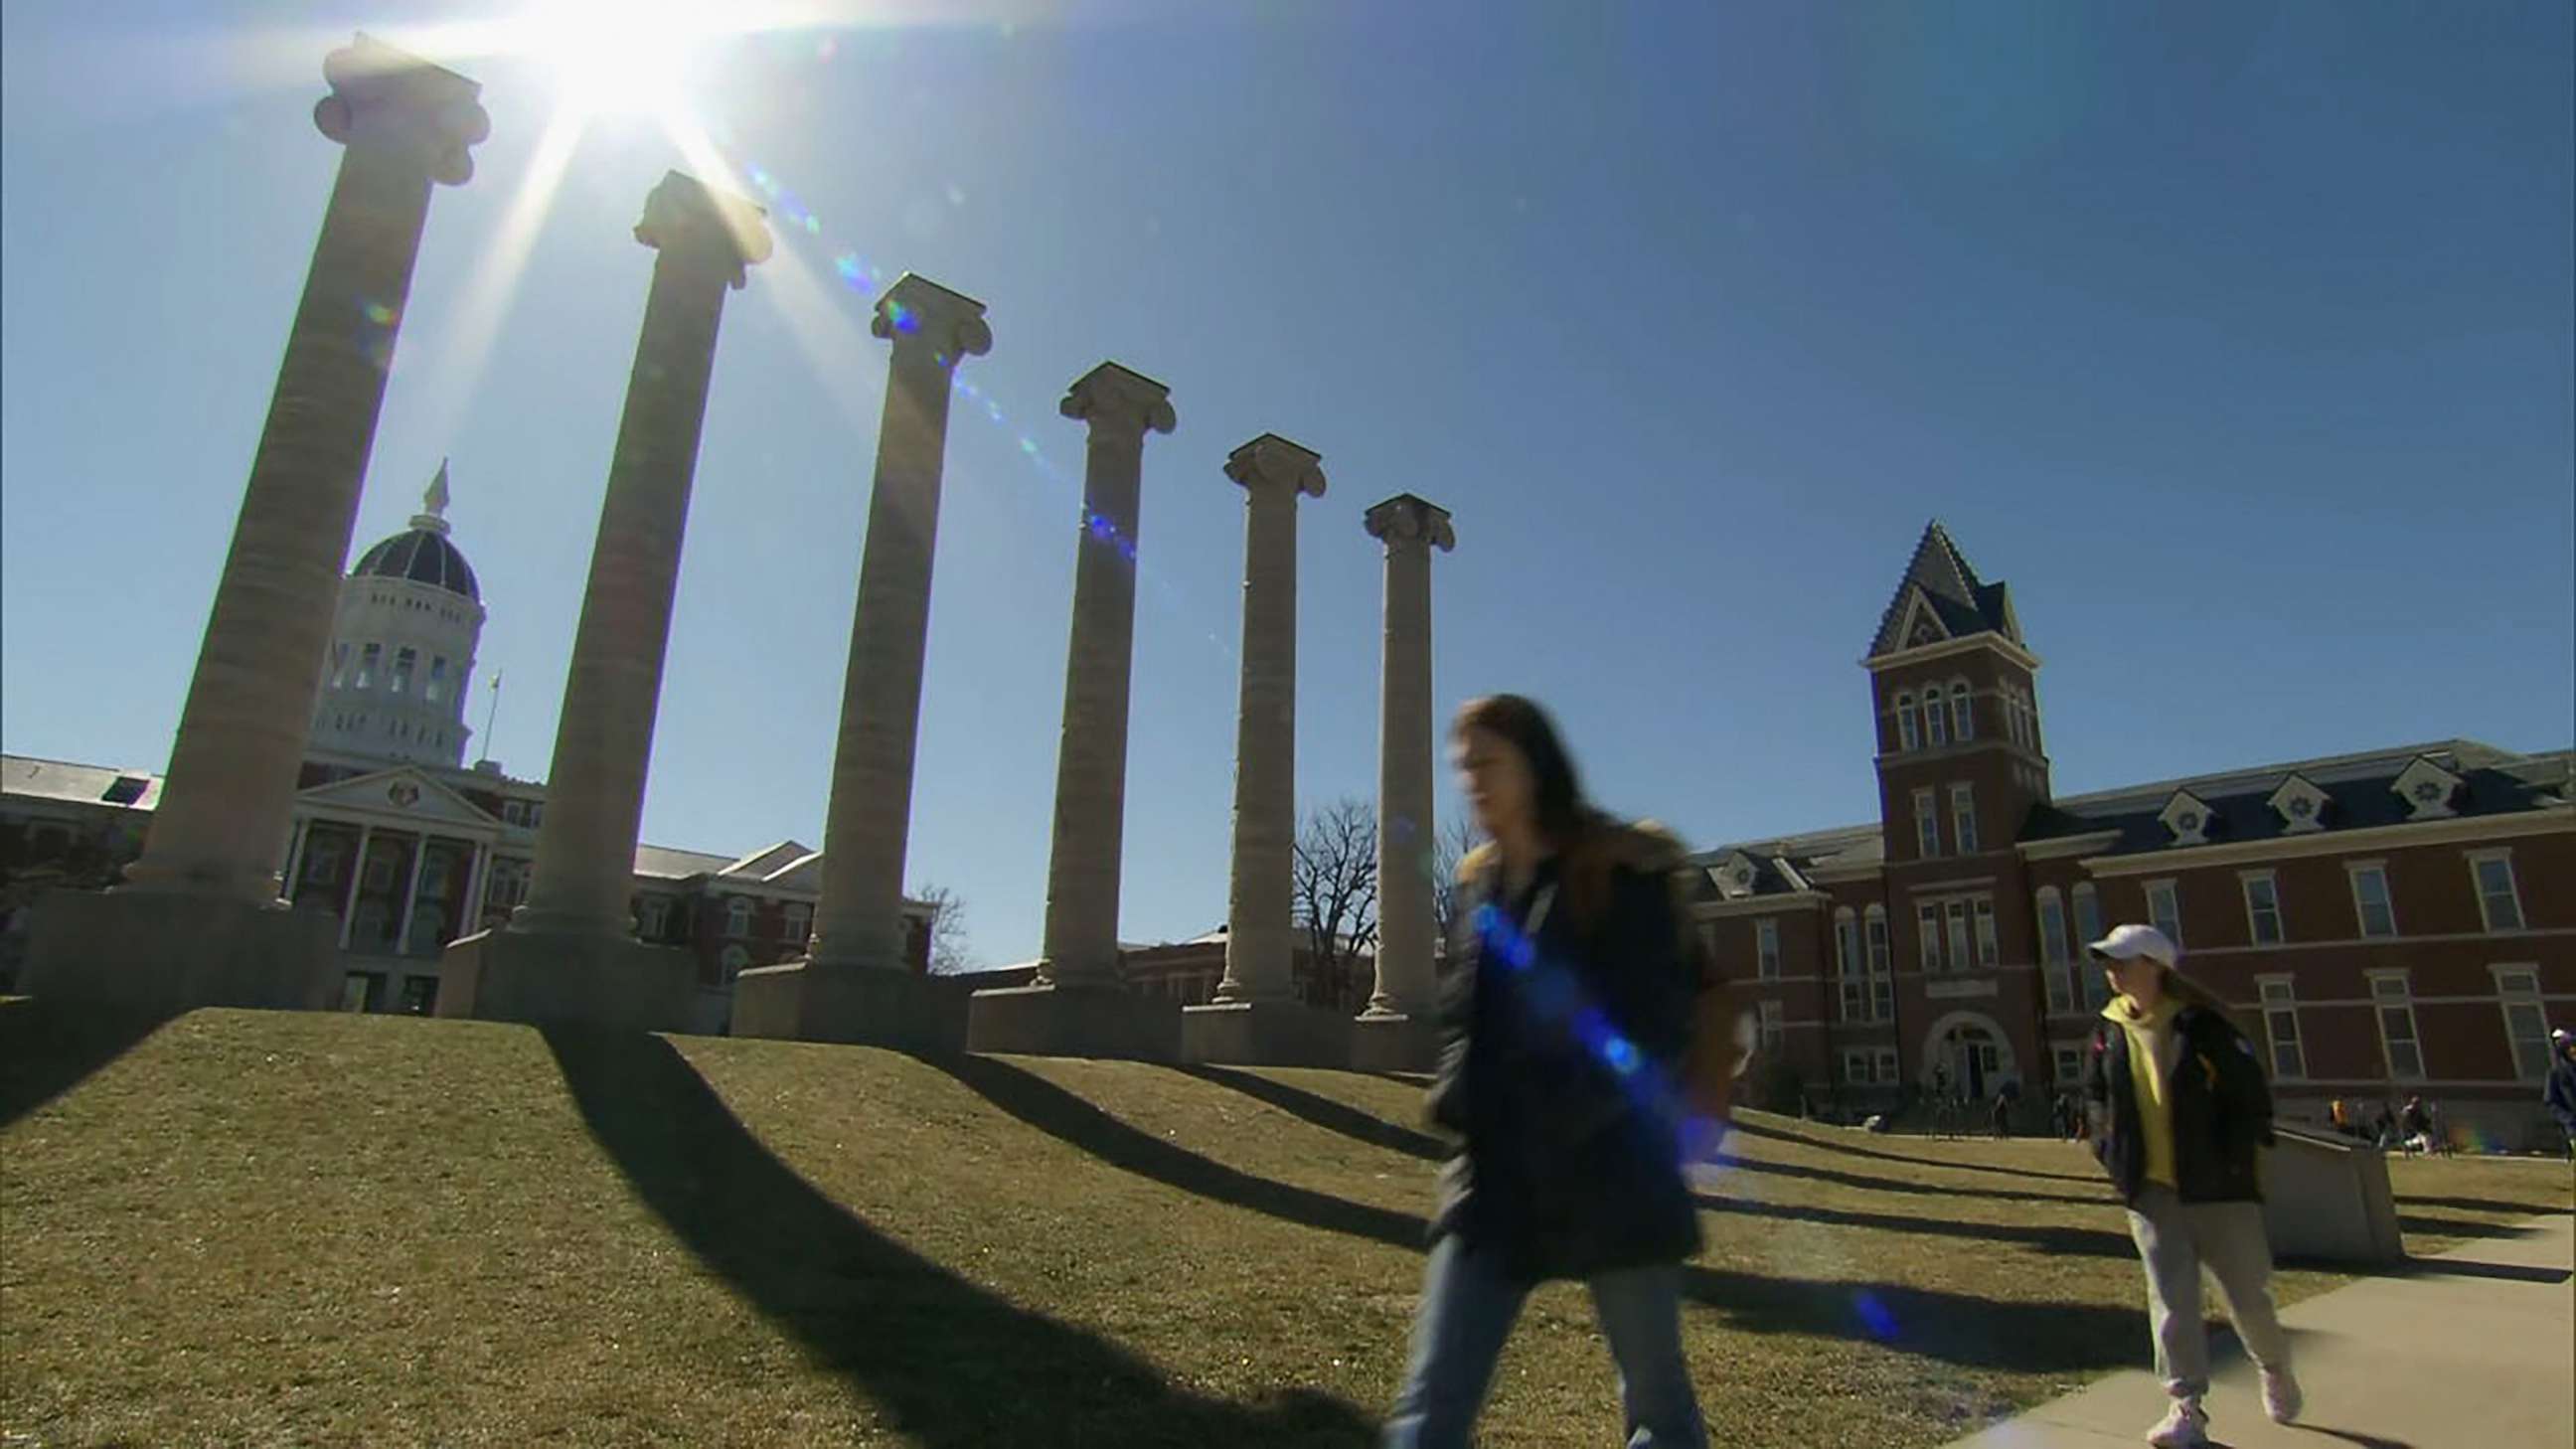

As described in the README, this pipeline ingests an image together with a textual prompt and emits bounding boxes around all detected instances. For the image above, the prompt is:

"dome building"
[311,461,485,768]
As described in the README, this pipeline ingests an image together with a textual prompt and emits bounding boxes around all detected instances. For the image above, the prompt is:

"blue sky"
[4,2,2569,968]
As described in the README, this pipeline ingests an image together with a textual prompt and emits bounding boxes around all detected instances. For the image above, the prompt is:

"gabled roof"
[1868,521,2021,658]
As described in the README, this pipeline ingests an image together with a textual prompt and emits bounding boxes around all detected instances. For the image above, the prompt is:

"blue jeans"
[1383,1235,1706,1449]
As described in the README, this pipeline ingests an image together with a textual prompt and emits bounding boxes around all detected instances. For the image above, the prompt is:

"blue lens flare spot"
[1852,1291,1899,1341]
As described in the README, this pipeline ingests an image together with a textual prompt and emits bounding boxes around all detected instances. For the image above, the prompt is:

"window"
[2495,968,2551,1080]
[2348,864,2397,939]
[1696,922,1718,965]
[725,896,753,937]
[392,647,416,695]
[2145,880,2182,948]
[1917,903,1943,972]
[1913,788,1939,860]
[783,902,812,948]
[355,642,381,689]
[426,656,448,704]
[400,975,439,1016]
[2241,872,2284,945]
[2370,972,2424,1080]
[2052,1044,2084,1087]
[1925,694,1948,747]
[2470,852,2524,932]
[1895,693,1919,751]
[1864,906,1893,1022]
[1841,1047,1877,1085]
[637,896,671,939]
[2257,977,2306,1080]
[2036,887,2073,1011]
[1951,783,1979,855]
[340,973,382,1013]
[1835,910,1862,1022]
[719,944,751,984]
[1945,899,1972,975]
[1950,680,1974,741]
[1757,1000,1784,1055]
[1756,918,1781,980]
[1973,897,1999,968]
[2073,885,2110,1008]
[329,643,349,689]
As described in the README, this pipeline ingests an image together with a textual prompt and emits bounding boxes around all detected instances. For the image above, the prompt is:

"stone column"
[21,35,485,1012]
[338,824,377,950]
[439,171,769,1032]
[735,276,987,1050]
[1354,493,1455,1072]
[1216,434,1326,1003]
[1177,436,1346,1066]
[1037,363,1177,985]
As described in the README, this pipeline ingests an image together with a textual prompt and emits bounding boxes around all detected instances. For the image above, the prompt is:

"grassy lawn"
[3,1004,2566,1448]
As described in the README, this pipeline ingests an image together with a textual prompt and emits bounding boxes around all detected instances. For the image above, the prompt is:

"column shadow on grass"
[1724,1115,2103,1186]
[943,1054,2145,1374]
[0,998,175,1131]
[537,1028,1374,1449]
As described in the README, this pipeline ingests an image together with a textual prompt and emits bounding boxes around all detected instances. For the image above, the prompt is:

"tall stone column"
[1178,435,1347,1066]
[1353,493,1456,1073]
[734,276,987,1050]
[1038,364,1177,985]
[438,171,770,1032]
[23,35,486,1011]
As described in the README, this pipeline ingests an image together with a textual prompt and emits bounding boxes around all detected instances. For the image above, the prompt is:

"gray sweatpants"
[2124,1185,2291,1403]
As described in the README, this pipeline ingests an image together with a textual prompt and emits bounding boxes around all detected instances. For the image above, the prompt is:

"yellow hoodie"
[2105,994,2181,1190]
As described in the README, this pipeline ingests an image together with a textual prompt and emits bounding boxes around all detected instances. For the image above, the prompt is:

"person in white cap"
[2080,922,2301,1448]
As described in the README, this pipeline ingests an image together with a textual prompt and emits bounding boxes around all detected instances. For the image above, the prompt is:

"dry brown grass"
[3,1004,2565,1448]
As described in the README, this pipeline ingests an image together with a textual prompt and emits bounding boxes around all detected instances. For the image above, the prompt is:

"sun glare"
[518,0,714,125]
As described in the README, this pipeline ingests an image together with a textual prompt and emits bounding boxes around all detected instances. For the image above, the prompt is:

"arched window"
[1950,680,1974,741]
[725,896,753,938]
[1895,693,1919,751]
[1925,689,1948,747]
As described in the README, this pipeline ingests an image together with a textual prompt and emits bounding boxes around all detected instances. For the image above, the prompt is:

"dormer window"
[1710,853,1761,901]
[2391,756,2461,820]
[2268,774,2329,833]
[2160,789,2213,847]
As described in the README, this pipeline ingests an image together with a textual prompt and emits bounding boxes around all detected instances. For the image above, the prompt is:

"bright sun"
[516,0,719,124]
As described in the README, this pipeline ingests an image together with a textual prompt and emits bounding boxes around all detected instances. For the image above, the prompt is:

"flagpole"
[477,669,504,767]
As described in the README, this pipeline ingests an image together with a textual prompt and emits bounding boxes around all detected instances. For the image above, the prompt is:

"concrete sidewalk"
[1944,1210,2573,1449]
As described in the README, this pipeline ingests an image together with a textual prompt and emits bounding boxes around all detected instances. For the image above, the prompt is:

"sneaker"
[2146,1399,2209,1448]
[2262,1366,2304,1424]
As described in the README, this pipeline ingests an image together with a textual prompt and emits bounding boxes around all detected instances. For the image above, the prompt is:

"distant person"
[2544,1030,2576,1159]
[2081,924,2301,1448]
[1991,1087,2012,1140]
[2054,1089,2081,1141]
[1384,694,1731,1449]
[2399,1095,2431,1156]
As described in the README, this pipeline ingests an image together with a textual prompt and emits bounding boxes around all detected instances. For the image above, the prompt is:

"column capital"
[1365,493,1456,553]
[1060,362,1176,436]
[872,273,992,364]
[1224,433,1327,501]
[313,33,490,187]
[634,171,772,289]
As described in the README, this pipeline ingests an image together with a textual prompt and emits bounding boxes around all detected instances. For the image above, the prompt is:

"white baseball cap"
[2087,923,2178,968]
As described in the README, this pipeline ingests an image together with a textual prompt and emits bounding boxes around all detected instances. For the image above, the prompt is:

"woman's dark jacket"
[2082,999,2275,1207]
[1422,823,1703,1283]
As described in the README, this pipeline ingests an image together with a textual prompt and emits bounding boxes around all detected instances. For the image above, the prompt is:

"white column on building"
[459,839,491,934]
[394,833,432,955]
[338,823,376,950]
[280,818,312,904]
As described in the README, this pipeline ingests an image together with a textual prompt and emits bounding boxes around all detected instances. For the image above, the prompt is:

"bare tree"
[1292,797,1378,1009]
[1429,808,1485,953]
[909,883,977,974]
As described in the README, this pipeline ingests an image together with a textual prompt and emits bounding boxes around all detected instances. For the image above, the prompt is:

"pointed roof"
[1868,521,2022,658]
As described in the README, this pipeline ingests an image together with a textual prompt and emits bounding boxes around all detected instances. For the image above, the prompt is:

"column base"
[437,928,699,1033]
[1182,998,1354,1067]
[1349,1011,1441,1074]
[968,982,1181,1062]
[731,961,970,1054]
[18,887,341,1013]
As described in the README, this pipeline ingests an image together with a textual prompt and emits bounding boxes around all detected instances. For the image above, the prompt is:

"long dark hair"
[1452,694,1615,921]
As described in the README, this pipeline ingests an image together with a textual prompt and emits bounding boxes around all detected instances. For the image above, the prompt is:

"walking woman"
[2083,924,2304,1448]
[1384,694,1727,1449]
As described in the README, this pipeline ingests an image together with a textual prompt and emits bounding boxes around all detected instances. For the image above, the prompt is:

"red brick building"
[1696,524,2573,1147]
